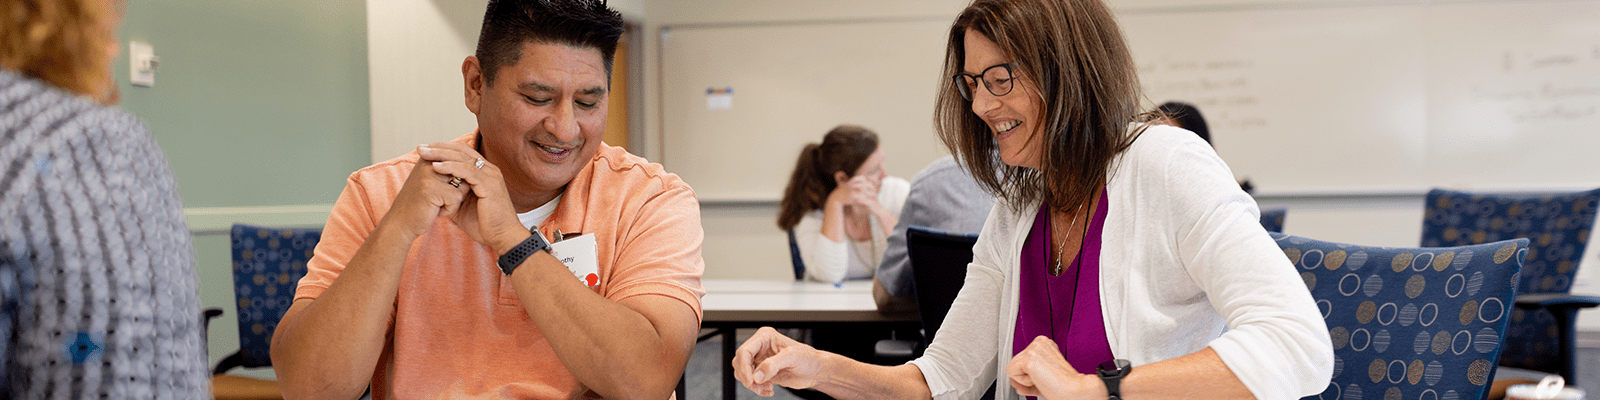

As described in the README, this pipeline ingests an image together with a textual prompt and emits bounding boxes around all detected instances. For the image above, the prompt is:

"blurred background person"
[777,124,909,284]
[872,155,995,312]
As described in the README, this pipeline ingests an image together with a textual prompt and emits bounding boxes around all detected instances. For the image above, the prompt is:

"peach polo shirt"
[296,131,706,399]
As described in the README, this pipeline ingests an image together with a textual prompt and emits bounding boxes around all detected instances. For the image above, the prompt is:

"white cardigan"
[910,125,1332,400]
[794,176,910,283]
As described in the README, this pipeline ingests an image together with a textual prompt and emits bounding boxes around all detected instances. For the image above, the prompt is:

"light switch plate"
[129,41,156,87]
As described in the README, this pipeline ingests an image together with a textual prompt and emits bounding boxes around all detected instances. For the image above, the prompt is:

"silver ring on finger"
[448,176,465,188]
[474,157,485,169]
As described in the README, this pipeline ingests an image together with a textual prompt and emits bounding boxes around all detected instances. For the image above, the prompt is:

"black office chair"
[905,226,979,343]
[905,225,995,400]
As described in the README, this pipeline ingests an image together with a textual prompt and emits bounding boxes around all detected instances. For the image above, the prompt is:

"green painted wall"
[114,0,369,208]
[112,0,370,377]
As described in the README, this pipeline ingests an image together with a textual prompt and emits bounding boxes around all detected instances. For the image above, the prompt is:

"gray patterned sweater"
[0,69,209,398]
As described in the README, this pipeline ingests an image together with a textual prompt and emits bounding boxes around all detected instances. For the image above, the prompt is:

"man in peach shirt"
[270,1,705,399]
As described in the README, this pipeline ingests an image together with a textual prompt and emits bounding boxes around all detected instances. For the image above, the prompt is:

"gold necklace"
[1052,205,1082,276]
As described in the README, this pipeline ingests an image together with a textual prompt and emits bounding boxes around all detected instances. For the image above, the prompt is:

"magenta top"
[1012,190,1113,376]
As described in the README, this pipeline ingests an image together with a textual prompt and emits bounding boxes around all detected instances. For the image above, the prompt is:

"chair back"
[906,225,980,343]
[230,224,320,369]
[1260,208,1287,233]
[1419,188,1599,373]
[1272,233,1527,400]
[787,230,805,281]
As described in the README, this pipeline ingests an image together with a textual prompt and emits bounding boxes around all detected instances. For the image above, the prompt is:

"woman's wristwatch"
[1097,359,1132,400]
[497,227,551,275]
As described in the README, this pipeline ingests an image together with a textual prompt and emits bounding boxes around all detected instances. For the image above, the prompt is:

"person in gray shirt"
[873,155,995,312]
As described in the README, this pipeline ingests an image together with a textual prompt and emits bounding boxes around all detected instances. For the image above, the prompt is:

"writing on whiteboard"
[1473,45,1600,125]
[1500,45,1600,72]
[1138,57,1268,131]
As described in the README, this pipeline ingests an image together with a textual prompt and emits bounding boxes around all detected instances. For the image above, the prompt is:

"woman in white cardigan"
[777,125,909,284]
[733,0,1333,399]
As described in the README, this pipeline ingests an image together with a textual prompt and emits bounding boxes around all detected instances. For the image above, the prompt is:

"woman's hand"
[830,174,882,209]
[417,142,528,254]
[1006,336,1102,399]
[733,327,828,396]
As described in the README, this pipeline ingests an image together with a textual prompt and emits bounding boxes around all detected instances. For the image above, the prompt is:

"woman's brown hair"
[1,0,120,102]
[935,0,1149,212]
[776,125,880,231]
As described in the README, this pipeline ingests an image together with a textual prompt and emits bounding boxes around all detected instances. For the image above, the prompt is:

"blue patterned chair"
[1420,188,1600,382]
[214,224,319,374]
[787,229,806,281]
[1272,233,1527,400]
[1261,208,1288,233]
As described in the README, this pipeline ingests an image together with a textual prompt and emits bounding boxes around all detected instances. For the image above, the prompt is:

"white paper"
[549,233,600,288]
[706,93,733,110]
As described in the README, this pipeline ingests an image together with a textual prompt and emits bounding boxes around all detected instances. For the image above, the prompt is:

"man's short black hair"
[475,0,624,86]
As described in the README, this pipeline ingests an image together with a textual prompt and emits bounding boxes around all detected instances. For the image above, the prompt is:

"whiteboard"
[1122,5,1430,194]
[1423,1,1600,190]
[660,1,1600,201]
[660,19,954,201]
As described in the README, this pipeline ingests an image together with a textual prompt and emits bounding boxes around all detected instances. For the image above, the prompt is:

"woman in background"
[777,125,909,284]
[735,0,1331,398]
[0,0,210,397]
[1155,101,1254,194]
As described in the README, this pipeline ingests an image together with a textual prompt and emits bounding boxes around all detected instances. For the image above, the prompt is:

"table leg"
[723,327,737,400]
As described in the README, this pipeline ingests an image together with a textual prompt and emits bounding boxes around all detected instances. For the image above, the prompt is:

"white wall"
[367,0,643,163]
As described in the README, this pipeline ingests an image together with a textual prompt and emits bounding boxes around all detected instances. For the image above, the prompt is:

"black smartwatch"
[1097,359,1132,400]
[496,228,551,275]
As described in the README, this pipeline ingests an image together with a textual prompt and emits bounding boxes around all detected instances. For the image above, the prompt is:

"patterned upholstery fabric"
[227,224,320,370]
[1261,208,1288,233]
[1272,233,1527,400]
[1420,188,1600,379]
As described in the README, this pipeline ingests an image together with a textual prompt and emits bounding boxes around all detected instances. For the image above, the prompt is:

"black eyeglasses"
[953,62,1019,101]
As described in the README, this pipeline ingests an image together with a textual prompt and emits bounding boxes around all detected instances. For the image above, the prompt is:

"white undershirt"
[517,195,562,231]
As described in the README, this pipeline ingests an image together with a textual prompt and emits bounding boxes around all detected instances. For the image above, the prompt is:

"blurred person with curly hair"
[1,0,210,397]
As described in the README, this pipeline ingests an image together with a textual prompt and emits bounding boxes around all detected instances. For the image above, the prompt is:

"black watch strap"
[1097,359,1132,400]
[497,229,550,275]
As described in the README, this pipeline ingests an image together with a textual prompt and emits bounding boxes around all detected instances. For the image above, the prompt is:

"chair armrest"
[202,308,224,339]
[203,307,225,322]
[213,351,247,376]
[1513,293,1600,310]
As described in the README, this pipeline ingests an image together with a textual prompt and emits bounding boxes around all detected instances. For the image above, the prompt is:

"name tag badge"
[549,233,600,288]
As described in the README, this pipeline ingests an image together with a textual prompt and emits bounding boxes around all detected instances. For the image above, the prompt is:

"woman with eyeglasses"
[733,0,1333,398]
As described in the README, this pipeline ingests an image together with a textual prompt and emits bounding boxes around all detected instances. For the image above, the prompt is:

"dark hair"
[935,0,1150,212]
[475,0,624,86]
[776,125,880,231]
[1157,101,1210,144]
